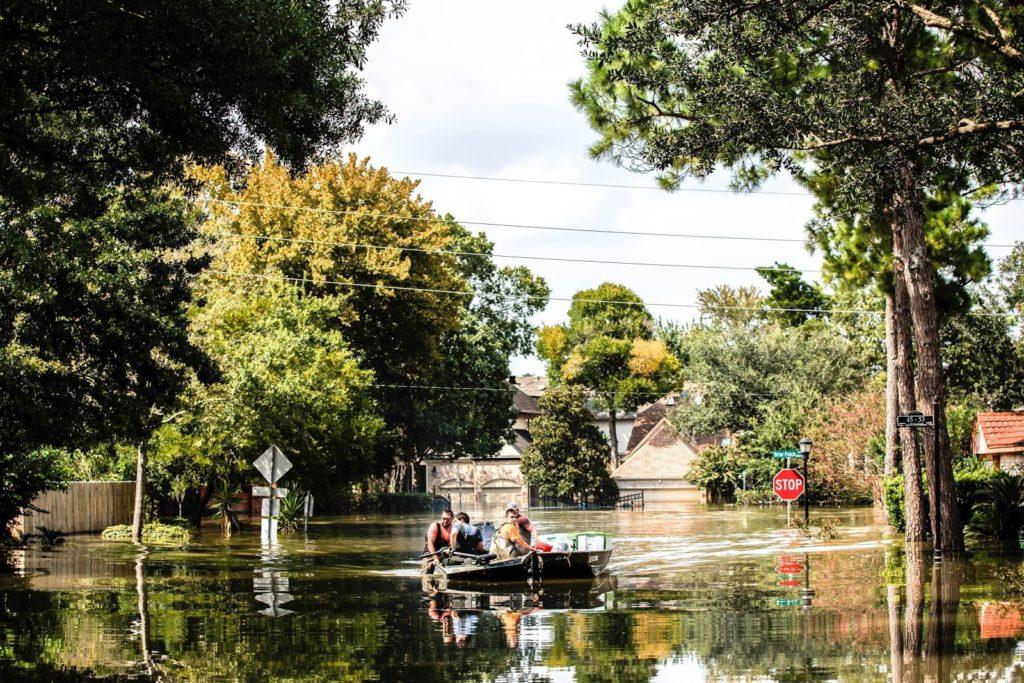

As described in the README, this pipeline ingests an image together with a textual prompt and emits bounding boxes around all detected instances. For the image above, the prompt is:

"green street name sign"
[772,449,800,459]
[776,598,802,607]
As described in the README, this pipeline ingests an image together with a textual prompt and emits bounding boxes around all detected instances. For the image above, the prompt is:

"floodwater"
[2,505,1024,681]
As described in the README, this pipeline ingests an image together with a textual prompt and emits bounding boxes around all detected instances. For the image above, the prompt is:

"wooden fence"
[15,481,136,535]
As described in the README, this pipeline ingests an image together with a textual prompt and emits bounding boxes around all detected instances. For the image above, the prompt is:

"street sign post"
[773,468,805,502]
[772,449,800,459]
[252,445,293,544]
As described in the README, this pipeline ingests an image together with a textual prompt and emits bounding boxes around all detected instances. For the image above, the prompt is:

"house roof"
[510,428,532,454]
[612,418,699,480]
[976,412,1024,452]
[510,375,547,414]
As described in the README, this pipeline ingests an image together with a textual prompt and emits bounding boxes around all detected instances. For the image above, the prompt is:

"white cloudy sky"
[348,0,1023,375]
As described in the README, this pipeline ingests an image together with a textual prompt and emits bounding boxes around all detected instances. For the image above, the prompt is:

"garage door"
[437,480,474,511]
[480,487,521,514]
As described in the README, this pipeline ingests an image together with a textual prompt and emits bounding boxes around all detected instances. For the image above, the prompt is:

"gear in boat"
[420,504,612,584]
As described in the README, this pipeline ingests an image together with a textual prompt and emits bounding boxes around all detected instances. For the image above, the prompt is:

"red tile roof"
[977,412,1024,451]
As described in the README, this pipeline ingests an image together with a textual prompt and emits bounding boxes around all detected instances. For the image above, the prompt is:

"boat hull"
[429,549,613,584]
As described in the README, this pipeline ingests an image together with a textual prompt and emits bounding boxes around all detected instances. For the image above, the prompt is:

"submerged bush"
[102,522,191,545]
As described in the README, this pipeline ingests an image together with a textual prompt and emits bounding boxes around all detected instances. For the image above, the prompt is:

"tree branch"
[894,1,1024,66]
[917,118,1024,146]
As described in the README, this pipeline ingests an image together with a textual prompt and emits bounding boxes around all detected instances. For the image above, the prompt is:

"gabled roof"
[976,412,1024,452]
[612,418,699,480]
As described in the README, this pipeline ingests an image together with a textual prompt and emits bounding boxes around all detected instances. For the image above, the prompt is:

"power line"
[205,269,1020,318]
[212,231,820,274]
[204,198,1019,248]
[392,170,808,195]
[368,383,787,399]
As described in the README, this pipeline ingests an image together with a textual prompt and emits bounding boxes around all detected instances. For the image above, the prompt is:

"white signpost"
[252,445,292,544]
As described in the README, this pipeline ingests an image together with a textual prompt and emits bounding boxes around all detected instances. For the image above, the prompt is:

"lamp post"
[799,437,813,526]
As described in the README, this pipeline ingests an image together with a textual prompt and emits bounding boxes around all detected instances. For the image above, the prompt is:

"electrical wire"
[211,231,820,274]
[206,269,1021,318]
[203,197,1020,248]
[391,169,806,195]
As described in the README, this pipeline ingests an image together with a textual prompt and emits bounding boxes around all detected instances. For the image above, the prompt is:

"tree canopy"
[538,283,678,465]
[1,0,404,206]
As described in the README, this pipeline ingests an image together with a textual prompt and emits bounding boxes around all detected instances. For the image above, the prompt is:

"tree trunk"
[893,256,927,545]
[884,294,899,481]
[892,163,962,552]
[190,482,214,530]
[131,443,146,544]
[608,408,619,470]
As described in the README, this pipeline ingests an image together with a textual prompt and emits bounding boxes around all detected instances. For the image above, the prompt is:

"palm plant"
[968,473,1024,543]
[206,483,242,536]
[277,489,306,533]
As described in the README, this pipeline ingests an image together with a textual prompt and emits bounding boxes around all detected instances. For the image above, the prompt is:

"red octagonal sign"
[773,468,805,502]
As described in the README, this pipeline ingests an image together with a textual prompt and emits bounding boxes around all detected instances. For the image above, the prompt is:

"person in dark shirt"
[451,511,486,554]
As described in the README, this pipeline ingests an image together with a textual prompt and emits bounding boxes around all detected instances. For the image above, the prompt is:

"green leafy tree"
[695,285,764,327]
[0,188,207,536]
[175,284,383,508]
[755,264,830,327]
[685,446,744,503]
[521,389,619,505]
[941,290,1024,409]
[1,449,69,538]
[1,0,404,207]
[1000,242,1024,314]
[198,156,548,483]
[538,283,679,467]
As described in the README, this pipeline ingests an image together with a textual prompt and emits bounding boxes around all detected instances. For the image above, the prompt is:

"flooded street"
[3,505,1024,681]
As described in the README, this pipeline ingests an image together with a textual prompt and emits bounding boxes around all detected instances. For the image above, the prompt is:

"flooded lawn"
[2,505,1024,681]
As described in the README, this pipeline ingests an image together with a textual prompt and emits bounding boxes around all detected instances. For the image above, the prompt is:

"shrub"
[735,488,774,506]
[101,522,191,545]
[883,476,906,532]
[968,472,1024,541]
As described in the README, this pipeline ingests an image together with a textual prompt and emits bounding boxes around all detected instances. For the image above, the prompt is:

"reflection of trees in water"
[6,550,1024,681]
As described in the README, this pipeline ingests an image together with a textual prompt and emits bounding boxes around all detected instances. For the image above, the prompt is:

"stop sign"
[773,468,805,501]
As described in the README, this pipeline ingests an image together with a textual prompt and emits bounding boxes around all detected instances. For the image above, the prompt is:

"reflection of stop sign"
[773,468,805,501]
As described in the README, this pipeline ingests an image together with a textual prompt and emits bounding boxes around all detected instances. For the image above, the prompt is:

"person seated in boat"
[491,508,534,560]
[423,509,454,570]
[504,502,553,552]
[451,512,486,555]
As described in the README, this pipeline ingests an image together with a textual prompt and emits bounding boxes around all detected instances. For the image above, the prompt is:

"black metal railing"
[615,492,645,509]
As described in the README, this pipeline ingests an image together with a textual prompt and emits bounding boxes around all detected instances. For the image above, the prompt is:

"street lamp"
[798,438,812,525]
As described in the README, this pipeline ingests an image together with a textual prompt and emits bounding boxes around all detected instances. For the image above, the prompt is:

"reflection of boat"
[426,573,616,612]
[427,549,613,584]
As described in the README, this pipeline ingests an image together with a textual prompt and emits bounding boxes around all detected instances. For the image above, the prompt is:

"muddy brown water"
[2,505,1024,681]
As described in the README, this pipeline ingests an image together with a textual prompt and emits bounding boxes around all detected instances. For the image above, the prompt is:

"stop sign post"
[773,468,805,502]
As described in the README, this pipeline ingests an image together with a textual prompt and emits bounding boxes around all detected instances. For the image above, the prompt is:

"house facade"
[973,411,1024,471]
[611,396,729,505]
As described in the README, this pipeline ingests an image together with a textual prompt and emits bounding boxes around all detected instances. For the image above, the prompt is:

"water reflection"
[424,577,615,650]
[253,542,294,617]
[5,508,1024,680]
